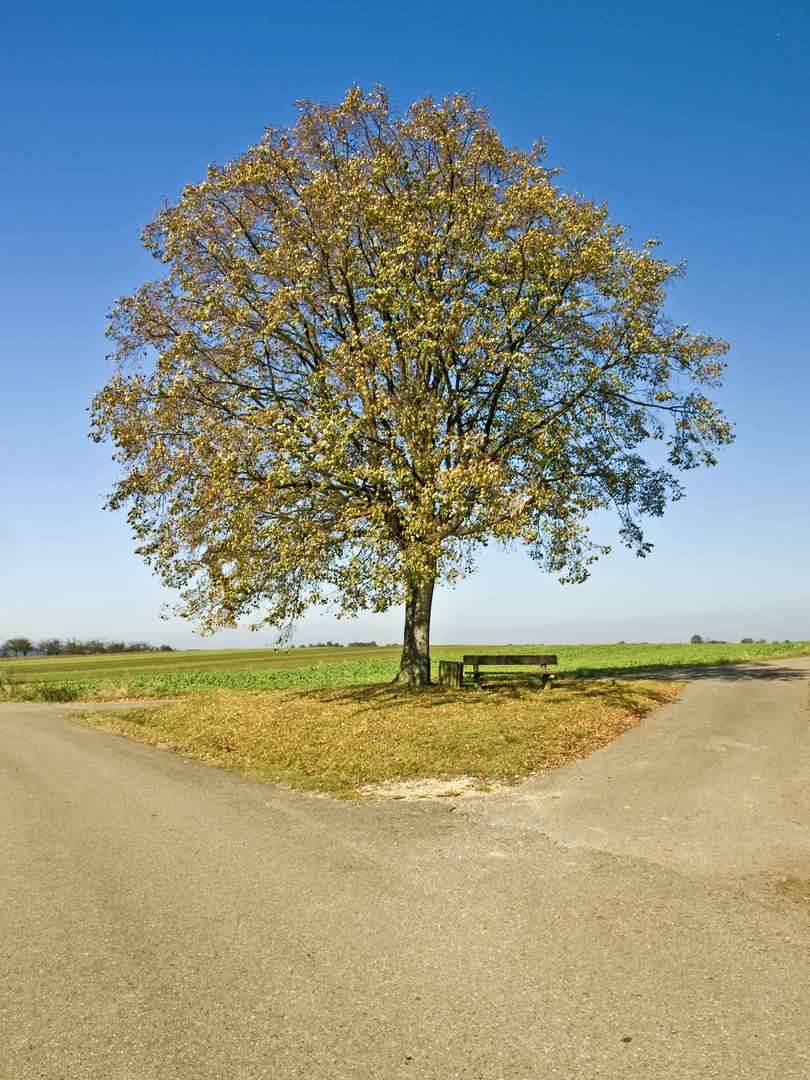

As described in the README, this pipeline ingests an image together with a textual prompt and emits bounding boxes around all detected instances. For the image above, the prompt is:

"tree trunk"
[393,575,435,687]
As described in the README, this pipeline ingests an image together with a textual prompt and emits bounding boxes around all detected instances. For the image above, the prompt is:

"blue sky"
[1,0,807,649]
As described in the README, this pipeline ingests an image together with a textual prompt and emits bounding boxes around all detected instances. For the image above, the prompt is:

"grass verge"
[71,678,683,797]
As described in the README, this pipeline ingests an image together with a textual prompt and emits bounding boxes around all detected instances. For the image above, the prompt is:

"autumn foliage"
[92,87,732,684]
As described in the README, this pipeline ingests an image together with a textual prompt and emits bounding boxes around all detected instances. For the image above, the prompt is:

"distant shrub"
[19,683,81,703]
[89,682,144,701]
[690,635,705,645]
[5,678,173,703]
[740,637,753,644]
[348,641,378,647]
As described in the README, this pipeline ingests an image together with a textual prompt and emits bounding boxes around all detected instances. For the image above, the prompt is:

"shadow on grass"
[283,676,671,711]
[320,654,810,697]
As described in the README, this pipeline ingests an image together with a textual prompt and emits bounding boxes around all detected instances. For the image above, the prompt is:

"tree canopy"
[2,637,34,657]
[91,87,732,685]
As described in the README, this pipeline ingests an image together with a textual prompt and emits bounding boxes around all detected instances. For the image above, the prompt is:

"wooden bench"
[461,654,558,689]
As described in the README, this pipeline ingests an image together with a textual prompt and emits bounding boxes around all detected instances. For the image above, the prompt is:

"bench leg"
[473,665,481,689]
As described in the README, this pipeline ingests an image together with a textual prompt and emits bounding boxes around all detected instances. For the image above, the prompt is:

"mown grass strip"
[0,645,405,684]
[72,679,683,796]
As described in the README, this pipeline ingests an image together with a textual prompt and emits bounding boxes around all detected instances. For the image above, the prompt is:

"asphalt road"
[1,657,809,1079]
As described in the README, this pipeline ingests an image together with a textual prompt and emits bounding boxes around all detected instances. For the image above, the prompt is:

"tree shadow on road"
[601,660,810,682]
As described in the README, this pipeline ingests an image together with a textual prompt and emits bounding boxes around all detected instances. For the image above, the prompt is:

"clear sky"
[1,0,807,650]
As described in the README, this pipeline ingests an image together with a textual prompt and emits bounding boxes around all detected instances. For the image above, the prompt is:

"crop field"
[1,640,807,702]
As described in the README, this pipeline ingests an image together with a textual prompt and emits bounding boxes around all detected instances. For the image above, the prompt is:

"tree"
[3,637,33,657]
[36,638,63,656]
[91,87,732,686]
[124,641,154,653]
[83,639,109,655]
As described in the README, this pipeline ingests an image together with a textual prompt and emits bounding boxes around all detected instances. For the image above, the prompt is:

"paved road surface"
[1,658,809,1079]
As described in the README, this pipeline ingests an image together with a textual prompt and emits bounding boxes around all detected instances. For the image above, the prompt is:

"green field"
[1,641,807,702]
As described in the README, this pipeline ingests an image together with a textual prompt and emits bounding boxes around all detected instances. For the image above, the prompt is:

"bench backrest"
[462,654,558,667]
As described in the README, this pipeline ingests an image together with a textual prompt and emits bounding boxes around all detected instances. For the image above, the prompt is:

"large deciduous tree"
[92,87,732,686]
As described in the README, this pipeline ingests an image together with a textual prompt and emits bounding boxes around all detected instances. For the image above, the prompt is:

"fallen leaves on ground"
[73,678,684,796]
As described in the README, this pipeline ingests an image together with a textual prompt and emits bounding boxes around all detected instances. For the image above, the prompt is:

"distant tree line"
[690,635,772,645]
[1,637,173,658]
[293,640,380,648]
